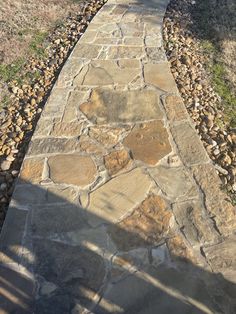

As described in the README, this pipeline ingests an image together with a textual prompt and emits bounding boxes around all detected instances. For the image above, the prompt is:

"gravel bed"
[0,0,106,229]
[163,0,236,203]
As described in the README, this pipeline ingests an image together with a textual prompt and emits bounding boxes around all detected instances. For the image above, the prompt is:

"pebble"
[0,0,107,228]
[163,0,236,198]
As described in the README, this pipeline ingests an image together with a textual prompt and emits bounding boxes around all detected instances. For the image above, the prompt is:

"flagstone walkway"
[0,0,236,313]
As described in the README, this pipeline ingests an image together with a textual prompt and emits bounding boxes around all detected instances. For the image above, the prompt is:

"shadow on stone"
[0,180,235,314]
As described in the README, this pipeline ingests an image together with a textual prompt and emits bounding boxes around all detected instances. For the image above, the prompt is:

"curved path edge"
[0,0,236,313]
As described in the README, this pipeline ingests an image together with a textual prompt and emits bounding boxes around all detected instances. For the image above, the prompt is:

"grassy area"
[191,0,236,128]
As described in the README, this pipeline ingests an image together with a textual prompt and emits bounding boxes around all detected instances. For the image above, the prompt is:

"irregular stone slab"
[87,168,153,227]
[145,47,166,62]
[0,266,34,314]
[50,121,82,137]
[71,44,101,59]
[50,226,117,257]
[192,164,236,236]
[89,125,124,147]
[171,122,209,165]
[173,201,220,247]
[20,158,44,183]
[48,154,97,186]
[123,121,172,165]
[104,149,132,176]
[33,239,105,310]
[162,95,189,122]
[148,166,198,201]
[118,22,144,37]
[78,135,106,155]
[28,138,80,155]
[108,195,173,251]
[203,235,236,283]
[96,263,221,314]
[106,46,143,59]
[0,206,27,264]
[34,118,53,137]
[80,88,163,124]
[144,62,178,92]
[56,59,84,87]
[32,204,88,237]
[63,91,88,123]
[13,185,47,205]
[46,186,78,204]
[73,60,140,86]
[166,235,196,264]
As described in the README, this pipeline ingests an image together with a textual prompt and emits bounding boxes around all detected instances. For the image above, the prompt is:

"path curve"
[0,0,236,313]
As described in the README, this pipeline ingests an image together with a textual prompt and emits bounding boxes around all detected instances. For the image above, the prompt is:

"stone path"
[0,0,236,313]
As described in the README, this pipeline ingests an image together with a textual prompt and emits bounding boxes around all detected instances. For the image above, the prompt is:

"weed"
[0,58,25,82]
[29,31,48,57]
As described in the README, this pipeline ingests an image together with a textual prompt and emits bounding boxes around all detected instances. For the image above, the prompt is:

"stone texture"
[48,154,97,186]
[28,138,80,155]
[71,44,101,59]
[33,239,105,309]
[203,235,236,283]
[108,195,173,251]
[106,46,143,59]
[20,158,44,183]
[173,201,220,246]
[149,166,198,201]
[80,88,163,124]
[104,149,132,176]
[50,121,82,137]
[0,266,34,314]
[32,204,87,237]
[78,135,106,155]
[163,95,189,122]
[171,123,209,165]
[145,47,166,62]
[0,207,27,264]
[96,263,220,314]
[89,125,124,147]
[73,60,140,86]
[63,91,88,123]
[87,168,153,227]
[123,121,172,165]
[166,235,196,264]
[192,164,236,236]
[144,62,178,92]
[33,118,53,137]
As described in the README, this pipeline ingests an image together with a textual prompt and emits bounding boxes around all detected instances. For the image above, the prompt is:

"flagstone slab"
[28,138,80,155]
[89,125,124,147]
[162,95,189,122]
[148,166,198,201]
[87,168,153,227]
[171,122,209,166]
[73,60,140,86]
[80,88,163,124]
[123,120,172,165]
[33,239,106,309]
[108,195,173,251]
[144,62,178,92]
[50,121,82,137]
[48,154,97,186]
[104,149,132,176]
[20,158,44,184]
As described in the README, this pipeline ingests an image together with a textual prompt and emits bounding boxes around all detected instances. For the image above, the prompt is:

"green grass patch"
[0,58,25,82]
[29,31,48,57]
[210,61,236,127]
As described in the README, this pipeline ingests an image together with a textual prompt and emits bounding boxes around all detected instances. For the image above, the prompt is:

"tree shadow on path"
[0,180,235,314]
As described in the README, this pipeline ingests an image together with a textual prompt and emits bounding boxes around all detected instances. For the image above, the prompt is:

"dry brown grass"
[0,0,83,65]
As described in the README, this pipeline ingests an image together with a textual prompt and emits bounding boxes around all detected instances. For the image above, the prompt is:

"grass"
[191,0,236,128]
[0,58,25,82]
[29,31,48,58]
